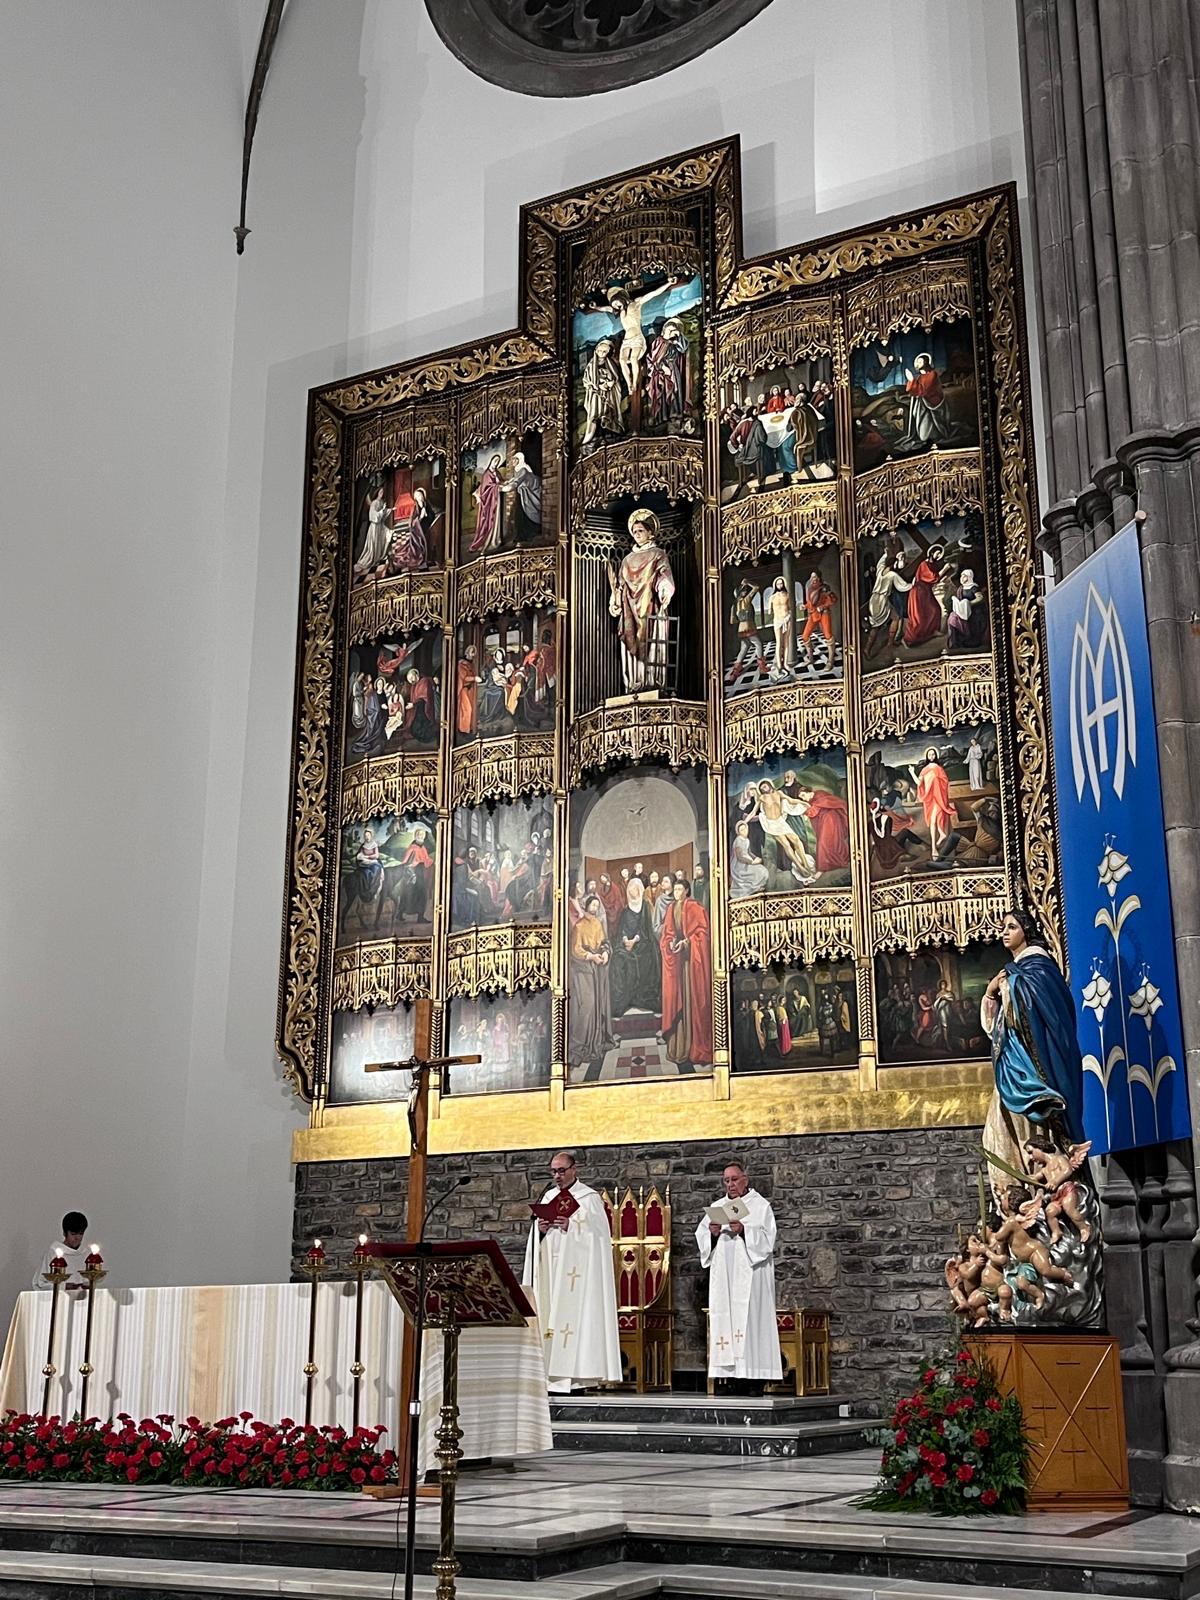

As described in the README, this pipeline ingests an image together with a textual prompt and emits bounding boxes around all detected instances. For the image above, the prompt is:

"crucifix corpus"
[362,997,481,1498]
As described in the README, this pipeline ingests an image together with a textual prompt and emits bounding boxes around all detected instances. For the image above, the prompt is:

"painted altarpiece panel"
[280,143,1055,1153]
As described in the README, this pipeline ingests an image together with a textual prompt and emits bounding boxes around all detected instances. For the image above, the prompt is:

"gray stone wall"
[293,1126,979,1399]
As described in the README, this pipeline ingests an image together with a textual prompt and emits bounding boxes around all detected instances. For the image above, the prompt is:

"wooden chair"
[777,1306,831,1395]
[602,1185,673,1392]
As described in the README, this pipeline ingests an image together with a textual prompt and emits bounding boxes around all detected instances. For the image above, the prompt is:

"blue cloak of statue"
[992,949,1085,1144]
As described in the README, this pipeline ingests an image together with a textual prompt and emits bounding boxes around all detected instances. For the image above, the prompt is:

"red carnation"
[369,1465,387,1483]
[930,1469,948,1488]
[126,1466,140,1482]
[957,1351,972,1364]
[986,1397,1002,1412]
[973,1429,990,1448]
[148,1451,164,1468]
[960,1376,978,1389]
[922,1368,937,1385]
[981,1487,998,1506]
[894,1429,907,1446]
[956,1463,974,1483]
[350,1467,366,1484]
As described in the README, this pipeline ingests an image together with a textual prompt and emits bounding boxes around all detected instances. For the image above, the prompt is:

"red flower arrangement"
[0,1413,398,1491]
[857,1345,1029,1515]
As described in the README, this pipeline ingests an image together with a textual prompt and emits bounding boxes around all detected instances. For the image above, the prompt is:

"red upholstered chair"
[602,1185,674,1391]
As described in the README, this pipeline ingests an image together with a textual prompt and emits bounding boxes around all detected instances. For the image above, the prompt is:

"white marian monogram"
[1068,582,1137,809]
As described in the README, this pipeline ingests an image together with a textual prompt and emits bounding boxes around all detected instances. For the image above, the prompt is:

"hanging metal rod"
[235,0,287,254]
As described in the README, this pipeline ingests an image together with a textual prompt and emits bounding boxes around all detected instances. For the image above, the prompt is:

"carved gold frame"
[279,139,1054,1165]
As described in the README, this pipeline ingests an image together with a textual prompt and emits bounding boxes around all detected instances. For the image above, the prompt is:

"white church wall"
[0,1,257,1318]
[0,0,1037,1325]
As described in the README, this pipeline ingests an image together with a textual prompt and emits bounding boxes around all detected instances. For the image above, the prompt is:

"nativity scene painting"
[328,1002,415,1105]
[337,812,435,941]
[718,356,836,503]
[864,723,1002,878]
[567,765,712,1084]
[572,272,703,452]
[344,630,441,763]
[858,511,989,667]
[458,429,556,561]
[874,941,1003,1065]
[731,959,858,1072]
[351,458,445,585]
[454,608,557,741]
[849,317,978,472]
[446,988,552,1096]
[450,795,555,931]
[722,545,843,694]
[727,750,851,898]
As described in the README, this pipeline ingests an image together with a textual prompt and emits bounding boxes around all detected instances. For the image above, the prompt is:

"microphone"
[419,1173,471,1238]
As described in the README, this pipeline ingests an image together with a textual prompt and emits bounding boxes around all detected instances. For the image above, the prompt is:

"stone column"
[1018,0,1200,1509]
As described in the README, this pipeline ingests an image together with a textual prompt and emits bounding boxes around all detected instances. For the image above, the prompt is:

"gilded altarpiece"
[280,140,1056,1164]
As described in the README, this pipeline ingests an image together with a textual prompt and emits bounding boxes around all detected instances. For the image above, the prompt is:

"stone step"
[550,1416,879,1457]
[0,1550,1166,1600]
[549,1392,858,1428]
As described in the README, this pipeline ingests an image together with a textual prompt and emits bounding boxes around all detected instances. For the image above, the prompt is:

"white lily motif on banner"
[1125,965,1176,1140]
[1077,837,1177,1149]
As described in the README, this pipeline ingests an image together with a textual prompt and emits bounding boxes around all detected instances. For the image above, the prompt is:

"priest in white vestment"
[522,1150,621,1393]
[695,1163,782,1384]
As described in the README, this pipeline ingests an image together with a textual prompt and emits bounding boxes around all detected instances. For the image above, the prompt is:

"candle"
[308,1238,325,1260]
[85,1245,103,1267]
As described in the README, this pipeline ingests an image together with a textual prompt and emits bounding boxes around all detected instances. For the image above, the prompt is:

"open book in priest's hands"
[706,1197,750,1226]
[530,1190,581,1224]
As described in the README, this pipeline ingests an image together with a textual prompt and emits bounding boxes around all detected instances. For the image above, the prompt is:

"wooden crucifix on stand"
[362,997,481,1499]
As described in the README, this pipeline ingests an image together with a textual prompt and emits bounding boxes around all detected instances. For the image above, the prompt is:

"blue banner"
[1044,521,1190,1154]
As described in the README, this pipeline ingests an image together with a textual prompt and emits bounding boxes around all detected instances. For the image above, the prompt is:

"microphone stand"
[402,1173,470,1600]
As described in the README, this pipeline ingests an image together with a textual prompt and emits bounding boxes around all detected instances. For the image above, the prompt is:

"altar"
[0,1282,551,1475]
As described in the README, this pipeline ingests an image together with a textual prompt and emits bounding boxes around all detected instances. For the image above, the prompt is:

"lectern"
[368,1239,534,1600]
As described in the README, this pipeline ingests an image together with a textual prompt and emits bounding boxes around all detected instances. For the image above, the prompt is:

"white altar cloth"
[0,1282,551,1475]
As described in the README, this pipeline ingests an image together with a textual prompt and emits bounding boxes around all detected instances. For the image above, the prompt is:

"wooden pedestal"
[966,1331,1129,1511]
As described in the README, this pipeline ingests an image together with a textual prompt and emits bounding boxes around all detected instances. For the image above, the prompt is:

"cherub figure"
[946,1233,1013,1325]
[1023,1135,1093,1244]
[992,1186,1074,1289]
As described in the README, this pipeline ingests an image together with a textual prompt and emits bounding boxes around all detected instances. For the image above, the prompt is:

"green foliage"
[855,1341,1030,1515]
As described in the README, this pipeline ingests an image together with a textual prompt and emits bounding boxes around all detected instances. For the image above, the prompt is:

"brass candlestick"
[349,1236,373,1435]
[78,1249,107,1420]
[300,1241,328,1427]
[39,1255,70,1417]
[432,1299,464,1600]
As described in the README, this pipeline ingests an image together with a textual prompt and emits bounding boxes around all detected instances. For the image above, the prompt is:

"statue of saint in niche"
[607,508,676,694]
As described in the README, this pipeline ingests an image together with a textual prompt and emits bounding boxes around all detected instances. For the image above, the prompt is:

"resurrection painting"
[450,795,555,930]
[351,458,445,584]
[454,608,557,741]
[731,959,858,1071]
[344,630,441,762]
[865,724,1002,878]
[849,317,978,472]
[446,988,552,1095]
[722,544,843,694]
[459,429,555,560]
[568,765,712,1083]
[858,512,989,667]
[874,941,1003,1065]
[337,812,435,940]
[718,356,835,503]
[573,272,703,452]
[727,750,851,896]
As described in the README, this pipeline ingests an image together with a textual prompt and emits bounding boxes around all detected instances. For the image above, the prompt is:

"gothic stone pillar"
[1019,0,1200,1509]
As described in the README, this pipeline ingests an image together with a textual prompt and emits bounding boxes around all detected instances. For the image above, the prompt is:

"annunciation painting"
[279,140,1053,1158]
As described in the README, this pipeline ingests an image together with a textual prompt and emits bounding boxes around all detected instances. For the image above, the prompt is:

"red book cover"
[530,1190,580,1224]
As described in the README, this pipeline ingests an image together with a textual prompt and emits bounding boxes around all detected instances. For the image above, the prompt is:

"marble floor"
[0,1449,1195,1598]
